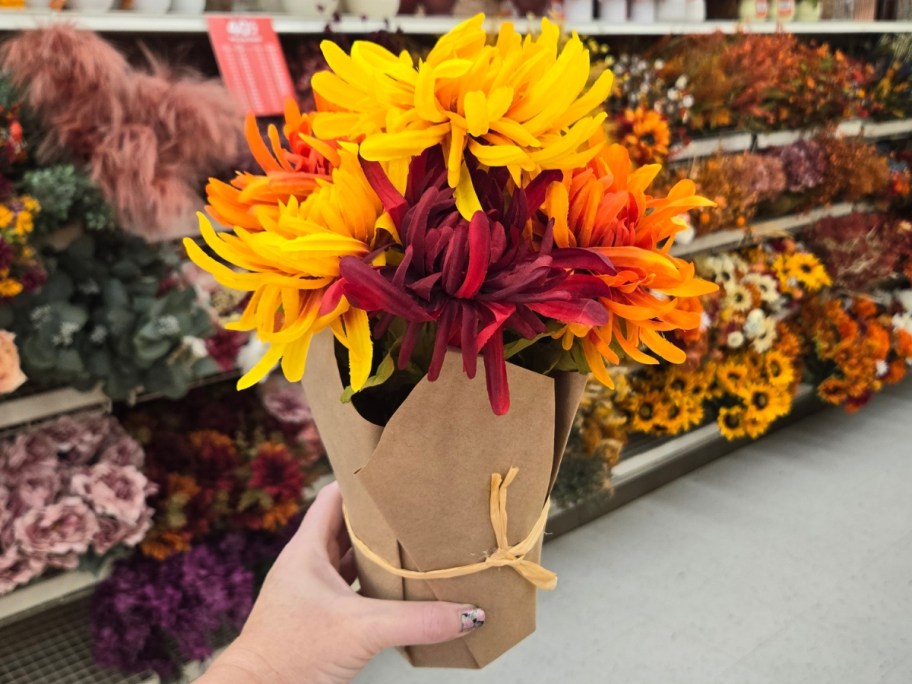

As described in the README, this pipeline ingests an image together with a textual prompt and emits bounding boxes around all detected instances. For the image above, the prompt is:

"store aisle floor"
[359,380,912,684]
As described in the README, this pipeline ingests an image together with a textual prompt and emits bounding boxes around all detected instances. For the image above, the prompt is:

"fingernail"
[459,607,485,633]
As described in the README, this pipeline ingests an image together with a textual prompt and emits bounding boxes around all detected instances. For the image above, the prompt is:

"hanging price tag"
[207,16,294,116]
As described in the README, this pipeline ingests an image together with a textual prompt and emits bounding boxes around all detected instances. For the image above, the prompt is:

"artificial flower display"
[0,26,246,241]
[0,413,155,596]
[92,530,286,680]
[187,15,714,669]
[1,231,216,401]
[806,213,909,292]
[0,194,42,300]
[119,382,324,561]
[802,295,912,411]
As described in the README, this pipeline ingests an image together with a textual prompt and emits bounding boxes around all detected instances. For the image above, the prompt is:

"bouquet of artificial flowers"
[188,15,715,668]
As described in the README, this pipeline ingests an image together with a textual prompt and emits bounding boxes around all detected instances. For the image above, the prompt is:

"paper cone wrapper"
[302,332,587,668]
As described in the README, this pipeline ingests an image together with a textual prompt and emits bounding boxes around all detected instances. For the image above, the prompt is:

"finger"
[361,599,486,649]
[288,481,343,555]
[339,548,357,586]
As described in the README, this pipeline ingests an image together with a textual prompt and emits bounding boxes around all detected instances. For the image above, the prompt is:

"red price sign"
[207,16,294,117]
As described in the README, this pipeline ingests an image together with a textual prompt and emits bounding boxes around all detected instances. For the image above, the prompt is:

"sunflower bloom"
[311,14,614,216]
[542,144,718,385]
[184,146,391,391]
[617,106,671,166]
[206,100,340,231]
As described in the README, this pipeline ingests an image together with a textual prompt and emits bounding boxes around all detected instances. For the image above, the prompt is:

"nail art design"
[460,608,486,633]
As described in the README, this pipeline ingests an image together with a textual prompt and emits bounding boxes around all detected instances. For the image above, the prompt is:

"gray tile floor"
[360,380,912,683]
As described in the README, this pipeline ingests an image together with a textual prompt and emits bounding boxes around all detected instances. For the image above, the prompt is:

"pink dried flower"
[91,510,152,556]
[0,431,56,482]
[14,497,99,568]
[45,414,108,464]
[99,436,145,468]
[262,386,313,425]
[0,547,46,596]
[70,463,152,525]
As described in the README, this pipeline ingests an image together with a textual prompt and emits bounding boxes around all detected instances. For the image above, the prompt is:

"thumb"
[362,599,486,650]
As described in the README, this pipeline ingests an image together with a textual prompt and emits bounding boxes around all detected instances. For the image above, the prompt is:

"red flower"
[249,443,304,502]
[205,328,247,372]
[334,149,611,415]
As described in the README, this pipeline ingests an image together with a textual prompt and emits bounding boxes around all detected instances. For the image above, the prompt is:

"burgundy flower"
[335,149,612,414]
[249,443,304,502]
[20,265,47,293]
[204,328,247,372]
[0,237,13,271]
[14,497,99,568]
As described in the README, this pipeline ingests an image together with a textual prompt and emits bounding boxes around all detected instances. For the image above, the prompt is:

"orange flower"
[542,144,718,385]
[262,499,300,532]
[205,101,340,231]
[140,530,192,561]
[897,329,912,359]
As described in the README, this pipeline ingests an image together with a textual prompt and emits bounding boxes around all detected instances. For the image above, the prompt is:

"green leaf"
[340,352,396,403]
[503,332,552,360]
[57,349,85,374]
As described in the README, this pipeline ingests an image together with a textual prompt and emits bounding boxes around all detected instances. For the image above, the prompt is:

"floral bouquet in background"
[663,152,785,236]
[0,412,155,596]
[802,295,912,411]
[187,15,716,668]
[119,381,324,561]
[618,241,827,442]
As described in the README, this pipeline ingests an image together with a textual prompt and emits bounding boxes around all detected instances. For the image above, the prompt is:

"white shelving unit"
[0,386,108,432]
[0,11,911,35]
[671,201,869,258]
[670,118,912,161]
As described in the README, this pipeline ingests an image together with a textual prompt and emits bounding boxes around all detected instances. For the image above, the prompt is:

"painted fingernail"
[459,608,485,633]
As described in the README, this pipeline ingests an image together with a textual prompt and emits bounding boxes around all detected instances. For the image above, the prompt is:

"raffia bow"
[342,466,557,591]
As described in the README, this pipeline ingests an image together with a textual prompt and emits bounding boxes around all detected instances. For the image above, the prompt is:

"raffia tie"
[342,466,557,591]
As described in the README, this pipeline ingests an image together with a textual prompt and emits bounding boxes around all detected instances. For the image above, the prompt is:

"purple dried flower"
[772,140,827,193]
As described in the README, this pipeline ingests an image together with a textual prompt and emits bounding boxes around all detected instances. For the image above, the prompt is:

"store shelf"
[547,384,821,537]
[673,117,912,161]
[0,563,110,628]
[670,201,870,258]
[2,11,912,35]
[0,386,108,433]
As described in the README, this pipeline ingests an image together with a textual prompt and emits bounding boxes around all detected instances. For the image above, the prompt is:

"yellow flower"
[772,252,831,292]
[717,360,748,394]
[763,350,795,387]
[718,405,747,441]
[630,390,663,433]
[0,279,24,298]
[0,205,12,229]
[724,283,753,312]
[736,382,790,425]
[14,210,33,236]
[619,106,671,165]
[21,195,40,214]
[311,15,614,216]
[183,146,387,391]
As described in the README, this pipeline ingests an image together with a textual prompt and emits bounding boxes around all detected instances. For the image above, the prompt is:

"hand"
[197,482,485,684]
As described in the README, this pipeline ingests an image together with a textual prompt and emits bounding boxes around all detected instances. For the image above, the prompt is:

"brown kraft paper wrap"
[302,332,587,668]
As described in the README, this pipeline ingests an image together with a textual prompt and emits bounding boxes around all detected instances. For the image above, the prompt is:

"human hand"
[197,481,485,684]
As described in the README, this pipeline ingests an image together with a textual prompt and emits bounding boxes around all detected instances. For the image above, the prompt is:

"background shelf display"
[1,12,912,36]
